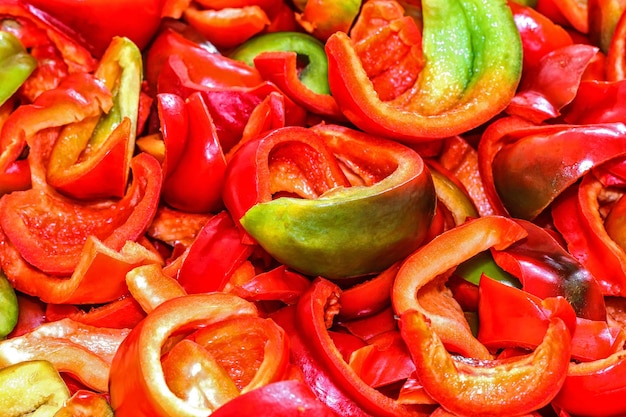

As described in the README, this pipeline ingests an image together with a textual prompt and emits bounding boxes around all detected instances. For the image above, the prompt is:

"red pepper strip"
[174,211,253,294]
[227,264,311,304]
[430,407,541,417]
[0,152,161,276]
[45,296,146,329]
[348,330,416,389]
[156,93,187,179]
[536,0,588,33]
[607,7,626,80]
[161,92,227,213]
[552,349,626,417]
[400,309,571,416]
[491,218,607,320]
[508,1,574,72]
[146,204,211,249]
[0,318,129,392]
[562,79,626,124]
[187,316,290,392]
[184,5,270,49]
[297,278,433,417]
[426,160,479,226]
[126,264,187,313]
[253,51,344,119]
[491,122,626,220]
[338,306,399,343]
[552,175,626,296]
[392,216,527,359]
[211,379,337,417]
[7,293,46,338]
[506,44,598,123]
[109,293,258,417]
[144,27,262,94]
[0,159,29,195]
[0,71,113,189]
[271,305,402,417]
[478,276,618,362]
[338,262,399,320]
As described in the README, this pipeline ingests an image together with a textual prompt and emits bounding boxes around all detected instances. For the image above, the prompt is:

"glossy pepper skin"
[325,0,523,140]
[0,30,36,106]
[225,124,436,279]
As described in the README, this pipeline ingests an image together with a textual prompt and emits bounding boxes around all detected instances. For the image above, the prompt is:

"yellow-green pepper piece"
[0,30,36,106]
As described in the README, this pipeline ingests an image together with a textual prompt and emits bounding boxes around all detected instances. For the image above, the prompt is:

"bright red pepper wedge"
[606,5,626,80]
[392,215,528,359]
[561,79,626,124]
[0,152,162,276]
[325,0,522,140]
[45,296,146,329]
[109,293,259,417]
[552,349,626,416]
[399,309,572,417]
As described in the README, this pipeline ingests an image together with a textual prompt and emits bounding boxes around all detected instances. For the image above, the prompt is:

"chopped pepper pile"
[1,0,626,416]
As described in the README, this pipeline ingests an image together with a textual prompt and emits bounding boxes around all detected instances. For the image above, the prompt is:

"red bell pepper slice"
[210,380,336,417]
[108,293,258,417]
[296,277,433,417]
[399,309,572,416]
[144,27,263,94]
[490,218,607,320]
[0,318,129,392]
[536,0,588,33]
[174,210,254,294]
[490,120,626,220]
[227,264,312,305]
[253,51,344,119]
[160,91,227,213]
[125,264,187,313]
[552,349,626,417]
[392,215,528,359]
[45,296,146,329]
[337,262,399,320]
[561,79,626,124]
[607,6,626,80]
[293,0,362,42]
[183,5,270,49]
[0,152,161,276]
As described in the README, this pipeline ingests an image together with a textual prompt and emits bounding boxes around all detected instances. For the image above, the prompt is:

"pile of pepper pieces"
[1,0,626,415]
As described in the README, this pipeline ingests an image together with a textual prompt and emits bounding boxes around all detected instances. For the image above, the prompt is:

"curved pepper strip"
[126,264,187,314]
[0,152,162,276]
[230,124,436,279]
[296,278,432,417]
[325,0,522,140]
[253,51,344,119]
[46,36,143,200]
[561,79,626,125]
[0,232,161,304]
[227,264,312,305]
[45,296,146,330]
[491,218,607,320]
[108,293,258,417]
[392,216,528,359]
[607,7,626,81]
[552,349,626,417]
[0,30,37,106]
[0,71,113,190]
[400,309,572,417]
[293,0,361,41]
[487,118,626,220]
[0,318,129,392]
[552,174,626,296]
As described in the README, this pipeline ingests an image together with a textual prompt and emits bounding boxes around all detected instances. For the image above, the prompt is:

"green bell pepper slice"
[0,270,18,339]
[230,31,330,95]
[0,30,37,106]
[237,124,436,279]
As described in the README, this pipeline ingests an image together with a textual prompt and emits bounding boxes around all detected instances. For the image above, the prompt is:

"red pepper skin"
[392,216,528,359]
[253,51,344,119]
[0,160,29,195]
[160,92,227,213]
[211,380,337,417]
[296,278,432,417]
[145,28,263,94]
[562,80,626,124]
[552,350,626,417]
[535,0,588,33]
[0,153,162,276]
[109,293,259,417]
[491,218,607,321]
[175,211,253,294]
[607,6,626,80]
[25,0,163,57]
[45,296,146,329]
[399,309,572,417]
[156,93,188,180]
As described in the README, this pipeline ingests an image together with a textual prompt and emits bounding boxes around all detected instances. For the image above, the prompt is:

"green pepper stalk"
[0,30,37,106]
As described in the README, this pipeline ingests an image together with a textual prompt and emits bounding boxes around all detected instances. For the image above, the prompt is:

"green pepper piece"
[0,270,18,339]
[455,250,521,288]
[0,30,37,106]
[230,32,330,95]
[0,360,70,416]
